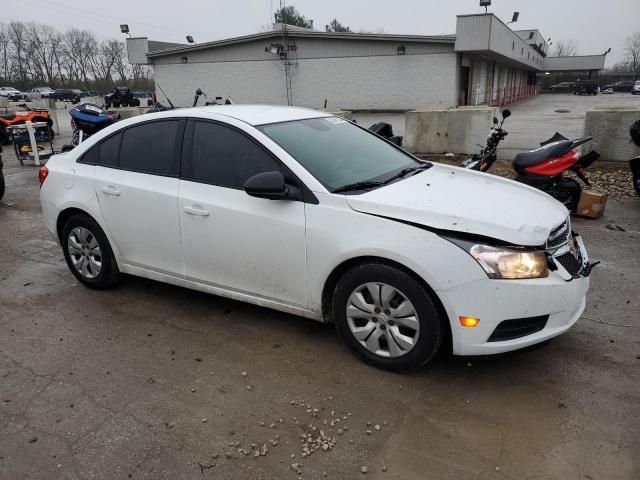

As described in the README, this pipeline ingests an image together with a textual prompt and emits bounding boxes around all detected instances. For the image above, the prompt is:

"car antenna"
[155,80,175,109]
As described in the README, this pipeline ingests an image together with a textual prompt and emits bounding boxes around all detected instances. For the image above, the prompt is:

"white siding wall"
[153,52,459,110]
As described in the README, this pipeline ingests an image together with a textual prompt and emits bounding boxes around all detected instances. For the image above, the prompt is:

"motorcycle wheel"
[540,178,582,212]
[515,176,582,212]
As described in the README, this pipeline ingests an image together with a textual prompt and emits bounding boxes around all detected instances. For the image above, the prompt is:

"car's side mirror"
[244,171,289,200]
[502,109,512,119]
[493,116,499,125]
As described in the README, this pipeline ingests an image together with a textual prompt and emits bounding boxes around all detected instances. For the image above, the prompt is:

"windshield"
[258,117,421,191]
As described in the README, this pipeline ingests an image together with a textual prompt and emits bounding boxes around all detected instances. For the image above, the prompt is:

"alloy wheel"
[346,282,420,358]
[67,227,102,279]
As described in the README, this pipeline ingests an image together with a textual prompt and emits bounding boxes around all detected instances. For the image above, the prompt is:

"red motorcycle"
[512,133,599,212]
[0,103,54,145]
[462,111,599,212]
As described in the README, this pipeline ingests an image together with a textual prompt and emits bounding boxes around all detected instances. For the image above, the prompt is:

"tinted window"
[99,133,121,167]
[119,121,180,176]
[186,121,281,188]
[80,144,99,165]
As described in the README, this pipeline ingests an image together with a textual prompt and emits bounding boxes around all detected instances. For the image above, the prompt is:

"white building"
[127,13,606,111]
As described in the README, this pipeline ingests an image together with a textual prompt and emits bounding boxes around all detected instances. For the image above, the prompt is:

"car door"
[178,119,307,308]
[92,119,185,276]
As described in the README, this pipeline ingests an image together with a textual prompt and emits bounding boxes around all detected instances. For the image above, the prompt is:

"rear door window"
[119,120,181,176]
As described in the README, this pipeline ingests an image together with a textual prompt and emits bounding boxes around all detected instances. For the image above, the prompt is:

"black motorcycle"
[368,122,403,147]
[461,109,511,171]
[631,157,640,197]
[192,88,233,107]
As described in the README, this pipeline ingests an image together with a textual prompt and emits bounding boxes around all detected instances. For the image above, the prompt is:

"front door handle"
[183,205,210,216]
[100,185,121,196]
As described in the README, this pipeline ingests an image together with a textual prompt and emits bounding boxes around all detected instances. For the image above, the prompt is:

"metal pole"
[25,121,40,166]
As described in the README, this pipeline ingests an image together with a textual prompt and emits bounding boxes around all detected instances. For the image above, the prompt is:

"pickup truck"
[26,87,56,100]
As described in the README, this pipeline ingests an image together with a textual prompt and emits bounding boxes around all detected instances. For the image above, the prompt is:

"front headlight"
[469,244,548,279]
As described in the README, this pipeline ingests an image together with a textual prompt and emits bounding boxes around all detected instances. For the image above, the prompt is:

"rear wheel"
[332,263,444,371]
[61,214,120,289]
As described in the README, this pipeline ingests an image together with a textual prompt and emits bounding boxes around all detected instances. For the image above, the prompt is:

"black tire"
[331,263,444,372]
[0,126,8,146]
[61,213,120,289]
[0,167,5,201]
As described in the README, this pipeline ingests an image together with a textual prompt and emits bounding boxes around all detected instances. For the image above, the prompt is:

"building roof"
[147,29,456,58]
[543,55,606,72]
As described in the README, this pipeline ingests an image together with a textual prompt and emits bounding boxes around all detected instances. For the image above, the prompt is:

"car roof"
[160,105,332,126]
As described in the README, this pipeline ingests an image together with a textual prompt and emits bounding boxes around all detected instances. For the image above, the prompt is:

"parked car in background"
[0,86,27,101]
[50,88,83,103]
[602,81,635,92]
[26,86,56,100]
[39,105,592,371]
[550,82,576,93]
[574,80,598,95]
[132,90,152,98]
[632,81,640,95]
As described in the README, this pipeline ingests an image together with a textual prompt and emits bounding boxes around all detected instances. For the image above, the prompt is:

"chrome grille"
[547,219,571,249]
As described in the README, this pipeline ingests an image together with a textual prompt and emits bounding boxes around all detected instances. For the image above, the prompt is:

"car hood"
[346,164,568,246]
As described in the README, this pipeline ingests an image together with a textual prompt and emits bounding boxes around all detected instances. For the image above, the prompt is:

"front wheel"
[61,214,120,289]
[332,263,444,371]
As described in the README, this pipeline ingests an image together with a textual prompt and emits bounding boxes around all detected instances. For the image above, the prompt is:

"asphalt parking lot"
[1,101,639,479]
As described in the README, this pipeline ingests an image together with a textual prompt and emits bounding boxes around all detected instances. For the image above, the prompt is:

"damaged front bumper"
[437,230,592,356]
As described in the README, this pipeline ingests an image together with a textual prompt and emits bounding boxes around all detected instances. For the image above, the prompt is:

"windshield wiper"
[382,163,432,185]
[332,180,386,193]
[332,163,432,194]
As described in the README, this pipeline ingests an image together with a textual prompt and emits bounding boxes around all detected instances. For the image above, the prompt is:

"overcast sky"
[5,0,638,66]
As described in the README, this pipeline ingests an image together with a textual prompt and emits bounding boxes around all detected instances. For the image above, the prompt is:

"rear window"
[99,133,121,167]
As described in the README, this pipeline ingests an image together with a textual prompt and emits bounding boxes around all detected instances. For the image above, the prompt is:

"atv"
[104,86,141,109]
[0,103,54,145]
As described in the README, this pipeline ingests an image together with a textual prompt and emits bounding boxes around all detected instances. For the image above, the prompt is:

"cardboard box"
[575,190,607,218]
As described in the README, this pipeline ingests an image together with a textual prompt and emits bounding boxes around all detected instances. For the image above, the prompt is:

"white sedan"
[39,106,591,370]
[0,86,26,101]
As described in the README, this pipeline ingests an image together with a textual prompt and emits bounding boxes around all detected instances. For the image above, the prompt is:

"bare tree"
[27,23,61,84]
[0,19,153,90]
[624,31,640,80]
[552,40,579,57]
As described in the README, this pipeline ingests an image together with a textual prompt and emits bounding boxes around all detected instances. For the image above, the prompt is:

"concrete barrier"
[584,108,640,162]
[404,106,499,154]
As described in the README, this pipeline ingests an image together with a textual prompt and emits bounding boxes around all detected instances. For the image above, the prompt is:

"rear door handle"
[183,205,209,216]
[100,185,121,196]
